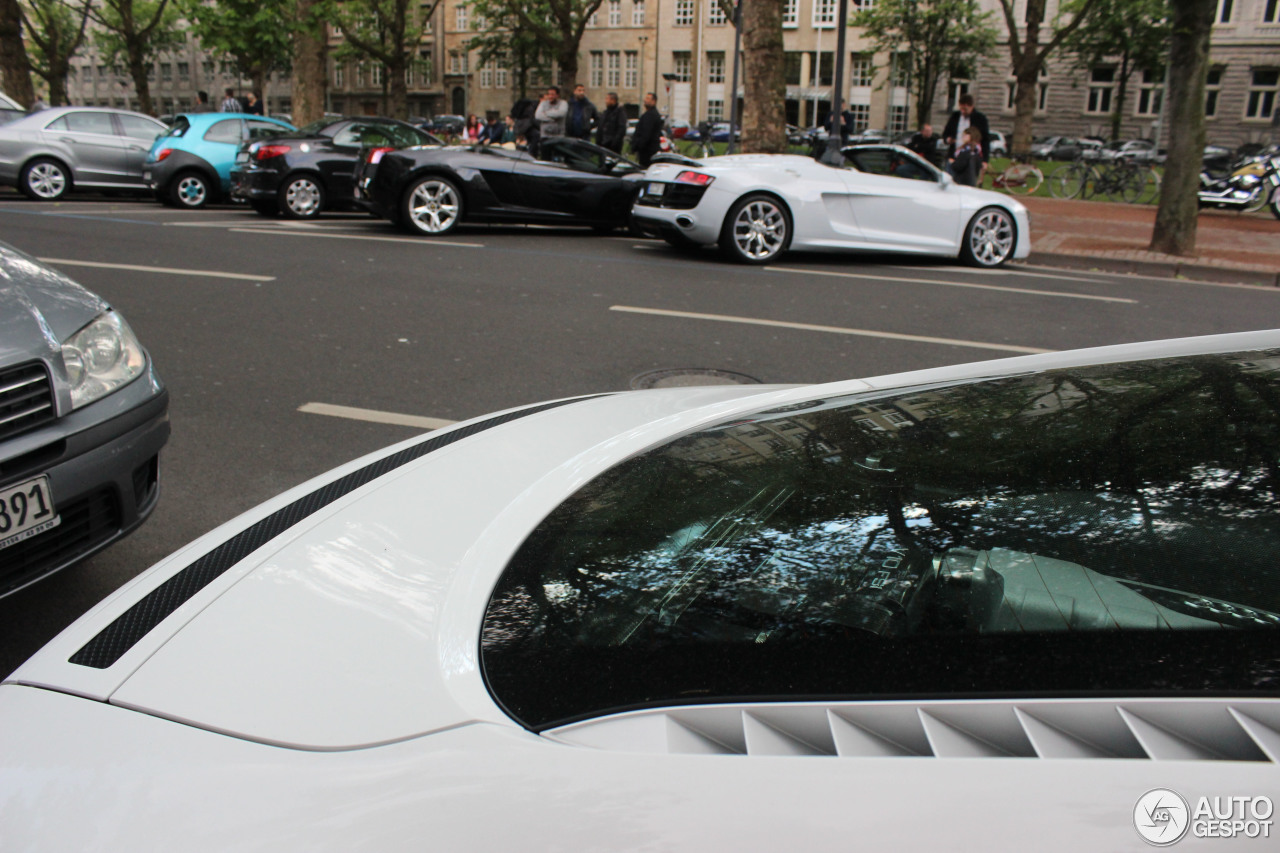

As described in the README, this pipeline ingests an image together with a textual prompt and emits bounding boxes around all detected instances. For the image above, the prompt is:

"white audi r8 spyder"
[4,331,1280,851]
[632,145,1032,266]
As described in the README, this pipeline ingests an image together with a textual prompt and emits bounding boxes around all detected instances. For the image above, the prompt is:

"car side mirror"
[939,171,954,189]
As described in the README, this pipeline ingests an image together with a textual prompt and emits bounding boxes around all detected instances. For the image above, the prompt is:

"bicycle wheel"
[1049,163,1086,199]
[1137,167,1161,204]
[1107,168,1144,204]
[1003,163,1043,195]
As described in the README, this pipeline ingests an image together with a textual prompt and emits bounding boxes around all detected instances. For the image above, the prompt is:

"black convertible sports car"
[356,137,646,236]
[230,116,441,219]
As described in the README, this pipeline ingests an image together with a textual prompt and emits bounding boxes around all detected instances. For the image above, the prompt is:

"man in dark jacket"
[942,93,990,165]
[630,92,663,167]
[906,122,942,167]
[567,84,600,140]
[596,92,627,153]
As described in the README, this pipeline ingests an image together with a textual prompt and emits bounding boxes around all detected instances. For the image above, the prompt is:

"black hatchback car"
[230,117,441,219]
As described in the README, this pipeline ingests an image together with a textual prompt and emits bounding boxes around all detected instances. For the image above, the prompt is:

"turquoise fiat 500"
[144,113,294,208]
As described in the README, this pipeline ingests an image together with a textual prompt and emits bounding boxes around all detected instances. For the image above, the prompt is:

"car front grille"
[637,183,708,210]
[0,362,55,443]
[0,488,120,597]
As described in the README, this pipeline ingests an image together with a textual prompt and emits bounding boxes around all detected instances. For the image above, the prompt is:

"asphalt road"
[2,193,1278,678]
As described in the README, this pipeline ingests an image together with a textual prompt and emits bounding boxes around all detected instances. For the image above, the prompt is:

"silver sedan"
[0,106,168,200]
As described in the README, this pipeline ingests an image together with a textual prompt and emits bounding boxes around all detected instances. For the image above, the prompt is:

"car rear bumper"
[229,167,281,201]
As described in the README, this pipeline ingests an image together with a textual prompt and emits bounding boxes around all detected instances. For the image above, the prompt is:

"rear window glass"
[48,111,115,134]
[483,351,1280,729]
[203,118,243,143]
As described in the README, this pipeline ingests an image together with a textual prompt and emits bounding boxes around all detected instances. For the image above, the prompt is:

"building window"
[480,62,493,88]
[590,51,604,87]
[1246,69,1278,119]
[1265,0,1278,23]
[891,54,910,88]
[607,51,621,87]
[177,61,189,81]
[419,51,434,86]
[455,3,467,30]
[708,1,726,25]
[1205,66,1224,117]
[784,51,803,86]
[782,0,798,27]
[372,64,382,86]
[449,52,463,75]
[608,0,621,26]
[496,56,509,89]
[673,52,691,82]
[588,9,599,26]
[203,60,214,78]
[474,14,487,29]
[848,104,870,131]
[675,0,694,26]
[633,0,645,25]
[357,63,367,87]
[707,98,724,120]
[160,62,171,82]
[854,0,876,8]
[707,52,725,84]
[1006,80,1016,110]
[813,0,837,28]
[406,62,414,86]
[1087,66,1114,113]
[849,53,874,87]
[1135,69,1162,116]
[333,61,345,87]
[889,104,909,133]
[1217,0,1233,23]
[624,51,638,88]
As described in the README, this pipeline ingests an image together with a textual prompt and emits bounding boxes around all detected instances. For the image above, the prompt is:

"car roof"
[178,112,293,128]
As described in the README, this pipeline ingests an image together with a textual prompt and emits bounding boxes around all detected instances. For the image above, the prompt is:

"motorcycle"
[1198,150,1280,217]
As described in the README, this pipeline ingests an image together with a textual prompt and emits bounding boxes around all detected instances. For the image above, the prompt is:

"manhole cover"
[630,368,762,390]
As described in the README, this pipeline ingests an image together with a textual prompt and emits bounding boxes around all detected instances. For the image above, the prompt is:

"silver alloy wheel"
[730,198,787,261]
[285,178,322,217]
[408,180,460,233]
[176,175,207,207]
[967,208,1015,266]
[27,162,66,199]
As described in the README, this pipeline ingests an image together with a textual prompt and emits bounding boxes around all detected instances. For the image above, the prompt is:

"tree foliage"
[854,0,998,128]
[181,0,294,101]
[330,0,442,119]
[90,0,182,115]
[464,0,552,100]
[1059,0,1170,141]
[0,0,36,106]
[21,0,91,105]
[464,0,604,90]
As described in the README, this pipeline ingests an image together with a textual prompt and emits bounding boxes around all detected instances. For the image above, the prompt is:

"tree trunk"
[1149,0,1214,256]
[1110,53,1130,141]
[0,0,34,107]
[292,0,327,125]
[557,45,578,92]
[128,47,153,114]
[1010,66,1038,159]
[388,58,407,118]
[251,66,268,105]
[47,59,70,105]
[740,0,785,153]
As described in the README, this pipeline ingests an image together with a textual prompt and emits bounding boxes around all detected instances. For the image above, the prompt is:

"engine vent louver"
[548,699,1280,762]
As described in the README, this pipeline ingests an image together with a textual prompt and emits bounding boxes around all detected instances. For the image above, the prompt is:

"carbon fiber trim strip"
[69,396,602,669]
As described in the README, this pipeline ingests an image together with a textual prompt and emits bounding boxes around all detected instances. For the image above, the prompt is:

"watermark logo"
[1135,789,1191,846]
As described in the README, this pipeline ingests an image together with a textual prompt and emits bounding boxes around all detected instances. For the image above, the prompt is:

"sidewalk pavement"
[1018,196,1280,287]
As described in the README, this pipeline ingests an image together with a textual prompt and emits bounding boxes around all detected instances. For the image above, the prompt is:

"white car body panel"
[633,149,1031,262]
[5,329,1280,849]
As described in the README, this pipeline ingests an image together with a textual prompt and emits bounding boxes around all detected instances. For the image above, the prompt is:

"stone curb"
[1026,251,1280,288]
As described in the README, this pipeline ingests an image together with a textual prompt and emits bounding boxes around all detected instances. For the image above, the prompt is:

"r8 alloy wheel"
[401,177,462,236]
[960,206,1016,268]
[720,193,791,264]
[20,158,70,200]
[280,175,324,219]
[170,171,210,208]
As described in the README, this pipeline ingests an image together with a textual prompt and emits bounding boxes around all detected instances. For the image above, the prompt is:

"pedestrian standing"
[596,92,627,153]
[630,92,663,167]
[191,91,212,113]
[907,123,941,167]
[942,93,990,176]
[220,88,241,113]
[567,84,599,140]
[950,128,983,186]
[534,86,569,140]
[245,91,264,116]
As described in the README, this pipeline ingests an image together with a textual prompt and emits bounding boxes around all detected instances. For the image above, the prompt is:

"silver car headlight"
[61,311,146,409]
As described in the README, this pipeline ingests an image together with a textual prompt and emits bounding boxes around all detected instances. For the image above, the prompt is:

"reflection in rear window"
[483,351,1280,728]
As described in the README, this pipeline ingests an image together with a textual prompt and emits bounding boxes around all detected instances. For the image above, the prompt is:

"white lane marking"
[231,228,483,248]
[298,402,457,430]
[767,266,1135,304]
[610,305,1051,354]
[893,264,1113,284]
[167,219,287,228]
[37,257,274,282]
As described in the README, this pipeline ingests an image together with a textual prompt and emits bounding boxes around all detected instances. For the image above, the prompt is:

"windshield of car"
[483,351,1280,728]
[842,147,939,182]
[295,119,338,137]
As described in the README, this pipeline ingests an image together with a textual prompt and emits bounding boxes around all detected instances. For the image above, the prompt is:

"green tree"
[996,0,1101,158]
[1149,0,1215,256]
[90,0,182,115]
[741,0,785,153]
[464,0,604,90]
[181,0,293,106]
[1059,0,1170,141]
[854,0,998,128]
[21,0,92,105]
[331,0,443,119]
[464,0,551,100]
[0,0,36,106]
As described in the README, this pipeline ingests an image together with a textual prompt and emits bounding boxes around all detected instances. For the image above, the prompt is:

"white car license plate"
[0,475,59,552]
[646,182,664,197]
[142,170,151,182]
[236,151,248,163]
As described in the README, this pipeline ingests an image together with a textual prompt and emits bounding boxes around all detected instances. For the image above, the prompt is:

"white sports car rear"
[632,145,1031,266]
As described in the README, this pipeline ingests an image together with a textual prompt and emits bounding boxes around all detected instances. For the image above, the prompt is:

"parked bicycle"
[991,156,1043,195]
[1048,155,1093,200]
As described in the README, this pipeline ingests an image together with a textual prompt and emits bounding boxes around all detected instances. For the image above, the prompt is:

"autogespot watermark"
[1135,789,1274,846]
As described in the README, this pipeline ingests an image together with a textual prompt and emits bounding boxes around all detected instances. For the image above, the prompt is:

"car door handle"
[60,137,76,144]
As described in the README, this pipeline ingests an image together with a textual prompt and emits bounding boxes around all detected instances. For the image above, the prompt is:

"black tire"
[960,206,1017,268]
[718,193,791,265]
[169,170,211,208]
[251,200,278,217]
[20,157,70,200]
[400,176,462,236]
[279,174,325,219]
